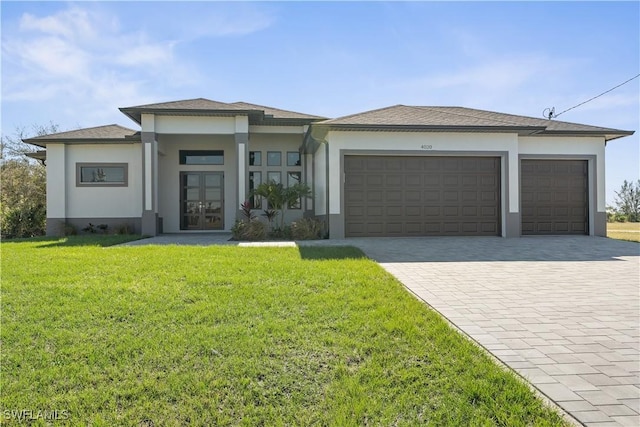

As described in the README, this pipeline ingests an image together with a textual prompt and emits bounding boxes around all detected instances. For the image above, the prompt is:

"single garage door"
[344,156,501,237]
[521,159,588,235]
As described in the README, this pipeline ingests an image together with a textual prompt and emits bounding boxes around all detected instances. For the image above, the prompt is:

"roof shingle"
[24,124,137,145]
[317,105,632,140]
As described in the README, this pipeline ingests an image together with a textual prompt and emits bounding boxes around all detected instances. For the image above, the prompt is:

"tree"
[1,123,59,238]
[251,181,312,230]
[614,179,640,222]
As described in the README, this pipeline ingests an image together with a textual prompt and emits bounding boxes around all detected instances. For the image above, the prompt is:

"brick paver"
[348,236,639,427]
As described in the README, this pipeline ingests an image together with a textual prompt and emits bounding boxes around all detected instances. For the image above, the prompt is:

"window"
[267,151,281,166]
[288,172,302,209]
[76,163,127,187]
[249,151,262,166]
[249,171,262,209]
[267,171,281,184]
[179,150,224,165]
[287,152,301,166]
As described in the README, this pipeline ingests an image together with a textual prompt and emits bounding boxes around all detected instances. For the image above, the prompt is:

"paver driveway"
[342,236,639,427]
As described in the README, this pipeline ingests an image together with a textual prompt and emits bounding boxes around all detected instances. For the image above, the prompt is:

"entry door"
[180,172,224,230]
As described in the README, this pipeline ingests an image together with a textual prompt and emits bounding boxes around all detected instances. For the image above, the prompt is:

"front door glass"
[181,172,224,230]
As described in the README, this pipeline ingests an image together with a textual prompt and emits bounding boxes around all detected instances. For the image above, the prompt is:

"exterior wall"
[312,142,327,216]
[318,131,606,239]
[155,116,237,134]
[323,131,517,238]
[46,143,142,235]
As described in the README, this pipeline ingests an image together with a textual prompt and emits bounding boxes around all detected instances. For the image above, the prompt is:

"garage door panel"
[424,190,440,201]
[443,176,460,186]
[443,206,459,216]
[406,206,421,216]
[405,191,421,202]
[481,222,498,233]
[406,223,422,233]
[481,192,497,201]
[367,175,383,186]
[406,175,422,186]
[367,191,383,202]
[462,206,478,216]
[405,158,423,170]
[425,206,440,216]
[443,191,459,201]
[521,160,588,235]
[345,156,500,237]
[424,175,440,186]
[386,159,403,170]
[387,206,402,217]
[462,191,477,201]
[386,175,402,186]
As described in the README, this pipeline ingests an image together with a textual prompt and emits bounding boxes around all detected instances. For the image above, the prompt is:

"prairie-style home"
[25,98,633,238]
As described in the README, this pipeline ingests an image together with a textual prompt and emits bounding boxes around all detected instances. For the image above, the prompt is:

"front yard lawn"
[607,222,640,243]
[1,237,568,426]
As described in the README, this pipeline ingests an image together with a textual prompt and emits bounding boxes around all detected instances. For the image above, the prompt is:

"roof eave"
[119,107,264,125]
[539,129,635,142]
[21,137,141,147]
[319,124,548,135]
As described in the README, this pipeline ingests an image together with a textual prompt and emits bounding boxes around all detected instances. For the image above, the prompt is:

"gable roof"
[119,97,325,125]
[23,124,140,148]
[316,105,633,141]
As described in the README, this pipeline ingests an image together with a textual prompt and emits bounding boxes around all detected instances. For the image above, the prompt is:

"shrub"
[62,222,78,236]
[113,223,133,235]
[291,218,324,240]
[1,204,46,238]
[269,225,292,240]
[231,220,267,241]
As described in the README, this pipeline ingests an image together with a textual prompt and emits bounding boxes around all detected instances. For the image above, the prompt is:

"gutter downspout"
[324,139,330,238]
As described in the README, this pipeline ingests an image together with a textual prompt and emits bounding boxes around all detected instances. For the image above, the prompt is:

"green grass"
[1,237,568,426]
[607,222,640,243]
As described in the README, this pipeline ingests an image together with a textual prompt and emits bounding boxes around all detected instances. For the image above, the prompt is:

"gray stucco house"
[25,98,633,238]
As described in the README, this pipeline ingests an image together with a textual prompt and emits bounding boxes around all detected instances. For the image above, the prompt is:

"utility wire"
[543,73,640,120]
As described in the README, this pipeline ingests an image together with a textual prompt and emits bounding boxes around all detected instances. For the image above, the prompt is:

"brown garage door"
[521,160,588,235]
[344,156,501,237]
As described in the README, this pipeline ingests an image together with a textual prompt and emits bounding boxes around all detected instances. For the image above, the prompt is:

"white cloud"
[116,42,175,67]
[1,5,217,126]
[19,8,93,39]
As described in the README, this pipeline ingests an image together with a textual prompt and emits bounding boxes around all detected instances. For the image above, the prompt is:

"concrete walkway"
[122,234,639,426]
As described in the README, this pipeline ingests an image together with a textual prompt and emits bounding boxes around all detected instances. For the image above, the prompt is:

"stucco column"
[141,131,158,235]
[45,143,67,235]
[235,132,248,214]
[235,116,249,219]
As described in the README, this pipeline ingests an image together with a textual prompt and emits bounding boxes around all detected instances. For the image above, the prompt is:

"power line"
[543,73,640,120]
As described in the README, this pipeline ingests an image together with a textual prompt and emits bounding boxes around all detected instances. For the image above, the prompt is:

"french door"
[180,172,224,230]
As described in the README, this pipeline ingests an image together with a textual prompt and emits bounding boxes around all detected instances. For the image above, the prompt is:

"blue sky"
[2,1,638,204]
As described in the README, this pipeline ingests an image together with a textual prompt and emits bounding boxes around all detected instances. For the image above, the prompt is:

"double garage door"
[344,156,588,237]
[344,156,501,237]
